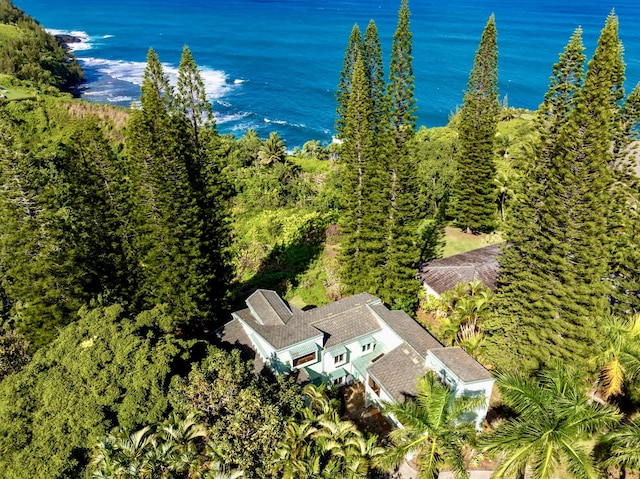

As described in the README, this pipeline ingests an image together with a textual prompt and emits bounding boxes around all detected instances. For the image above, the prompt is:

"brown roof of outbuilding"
[417,244,501,295]
[428,347,494,383]
[368,343,427,401]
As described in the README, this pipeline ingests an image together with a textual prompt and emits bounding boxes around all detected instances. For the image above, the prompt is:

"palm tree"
[591,313,640,400]
[257,131,286,166]
[376,372,484,479]
[600,417,640,479]
[90,413,243,479]
[272,383,383,479]
[480,363,621,479]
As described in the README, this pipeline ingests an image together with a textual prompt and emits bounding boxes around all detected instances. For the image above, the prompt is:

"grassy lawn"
[0,75,36,101]
[0,24,21,42]
[0,86,34,101]
[442,226,502,257]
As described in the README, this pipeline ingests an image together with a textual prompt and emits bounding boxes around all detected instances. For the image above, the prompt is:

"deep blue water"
[14,0,640,148]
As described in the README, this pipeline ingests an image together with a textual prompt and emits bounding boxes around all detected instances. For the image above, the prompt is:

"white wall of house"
[422,283,440,299]
[425,352,494,430]
[368,310,404,353]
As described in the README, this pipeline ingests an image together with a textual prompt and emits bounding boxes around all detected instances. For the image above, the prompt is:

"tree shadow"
[418,218,446,263]
[236,220,327,298]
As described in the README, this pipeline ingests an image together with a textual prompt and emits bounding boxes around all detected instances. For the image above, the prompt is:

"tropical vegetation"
[0,0,639,478]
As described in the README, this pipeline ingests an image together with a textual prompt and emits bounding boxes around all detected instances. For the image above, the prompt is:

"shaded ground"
[341,381,393,439]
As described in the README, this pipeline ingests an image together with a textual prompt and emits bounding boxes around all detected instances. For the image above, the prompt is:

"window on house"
[361,343,373,353]
[334,353,345,364]
[292,351,317,367]
[368,375,380,396]
[333,376,344,386]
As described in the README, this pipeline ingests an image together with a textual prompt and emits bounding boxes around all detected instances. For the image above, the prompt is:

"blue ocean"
[14,0,640,148]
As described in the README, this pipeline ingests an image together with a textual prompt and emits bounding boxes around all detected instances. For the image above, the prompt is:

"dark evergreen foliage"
[451,15,499,234]
[123,48,231,325]
[339,52,378,295]
[492,14,635,371]
[381,0,421,310]
[0,304,196,479]
[363,20,386,134]
[0,102,123,348]
[335,24,363,140]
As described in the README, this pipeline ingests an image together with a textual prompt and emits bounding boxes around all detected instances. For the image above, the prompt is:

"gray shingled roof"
[313,304,381,349]
[417,244,501,295]
[222,290,494,401]
[216,317,266,374]
[304,292,380,322]
[234,307,321,350]
[246,289,293,325]
[368,343,427,401]
[429,347,494,383]
[370,304,442,356]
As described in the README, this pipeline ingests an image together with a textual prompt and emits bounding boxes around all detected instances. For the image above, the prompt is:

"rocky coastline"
[54,33,82,50]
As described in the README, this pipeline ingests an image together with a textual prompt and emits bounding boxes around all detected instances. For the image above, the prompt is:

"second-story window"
[361,343,373,353]
[334,353,345,364]
[292,351,317,367]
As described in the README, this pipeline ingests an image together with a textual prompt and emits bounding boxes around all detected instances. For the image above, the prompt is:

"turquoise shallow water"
[14,0,640,147]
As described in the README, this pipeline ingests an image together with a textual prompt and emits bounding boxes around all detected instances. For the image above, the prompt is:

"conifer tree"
[0,105,123,348]
[491,14,628,370]
[490,29,586,369]
[176,46,233,316]
[339,52,377,295]
[387,0,416,142]
[450,15,499,233]
[608,80,640,314]
[124,48,212,323]
[363,20,386,133]
[381,0,421,309]
[335,24,363,140]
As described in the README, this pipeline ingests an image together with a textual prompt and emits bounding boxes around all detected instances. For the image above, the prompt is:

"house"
[219,289,495,429]
[417,244,501,298]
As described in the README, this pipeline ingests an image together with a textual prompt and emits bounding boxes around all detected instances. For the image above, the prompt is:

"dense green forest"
[1,0,639,477]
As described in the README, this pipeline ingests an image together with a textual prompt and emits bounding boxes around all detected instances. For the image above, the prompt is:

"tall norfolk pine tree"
[338,1,420,309]
[335,24,363,141]
[339,52,377,294]
[490,14,634,371]
[124,48,231,324]
[382,0,421,309]
[451,15,499,234]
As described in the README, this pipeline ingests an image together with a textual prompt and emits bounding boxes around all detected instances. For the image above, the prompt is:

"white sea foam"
[107,95,134,103]
[79,57,235,99]
[264,117,287,125]
[46,29,92,51]
[102,34,114,39]
[216,111,250,124]
[233,79,246,84]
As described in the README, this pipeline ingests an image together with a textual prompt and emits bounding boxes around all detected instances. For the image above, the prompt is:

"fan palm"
[480,363,621,479]
[376,372,484,479]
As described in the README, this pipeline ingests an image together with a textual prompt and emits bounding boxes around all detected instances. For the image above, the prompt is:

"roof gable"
[369,303,442,356]
[247,289,293,325]
[428,346,494,383]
